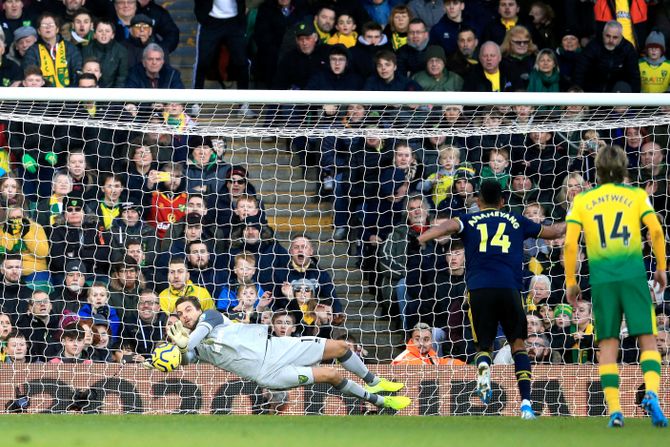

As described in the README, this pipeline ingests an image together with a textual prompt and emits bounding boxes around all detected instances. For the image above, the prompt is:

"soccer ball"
[151,343,182,372]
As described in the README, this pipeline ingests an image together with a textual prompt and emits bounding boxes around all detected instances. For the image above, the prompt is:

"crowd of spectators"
[0,0,670,367]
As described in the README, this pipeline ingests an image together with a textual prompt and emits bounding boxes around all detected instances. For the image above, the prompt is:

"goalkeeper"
[147,296,410,411]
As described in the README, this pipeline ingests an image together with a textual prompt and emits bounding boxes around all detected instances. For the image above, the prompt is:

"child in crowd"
[568,300,595,363]
[480,147,511,189]
[2,330,28,364]
[163,103,196,133]
[88,174,124,230]
[81,58,102,82]
[217,252,266,311]
[420,145,460,209]
[50,326,93,364]
[522,202,549,265]
[146,162,188,239]
[327,13,358,48]
[78,282,121,348]
[90,318,113,362]
[67,149,96,199]
[271,310,297,337]
[549,303,573,363]
[639,31,670,93]
[227,284,256,322]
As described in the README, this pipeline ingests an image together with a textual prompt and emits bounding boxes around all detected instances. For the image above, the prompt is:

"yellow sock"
[640,350,662,395]
[599,363,621,414]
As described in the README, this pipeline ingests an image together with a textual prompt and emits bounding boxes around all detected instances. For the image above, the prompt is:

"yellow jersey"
[159,281,214,313]
[566,183,654,284]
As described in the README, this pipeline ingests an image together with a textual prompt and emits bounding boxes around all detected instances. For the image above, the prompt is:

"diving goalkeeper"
[147,296,410,411]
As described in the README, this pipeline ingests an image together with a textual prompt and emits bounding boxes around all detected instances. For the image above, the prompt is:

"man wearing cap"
[272,19,328,90]
[639,30,670,93]
[192,0,248,89]
[137,0,179,54]
[0,0,37,47]
[110,200,157,266]
[412,44,464,91]
[8,25,36,65]
[253,0,308,88]
[123,13,156,67]
[213,165,261,226]
[50,259,88,314]
[49,195,112,277]
[16,290,60,362]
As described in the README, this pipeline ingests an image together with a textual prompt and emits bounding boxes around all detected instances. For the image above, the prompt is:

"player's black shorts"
[468,288,527,351]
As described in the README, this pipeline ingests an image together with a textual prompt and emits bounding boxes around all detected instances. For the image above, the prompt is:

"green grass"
[0,415,667,447]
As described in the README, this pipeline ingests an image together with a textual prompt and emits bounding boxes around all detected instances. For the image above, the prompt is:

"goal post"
[0,88,668,415]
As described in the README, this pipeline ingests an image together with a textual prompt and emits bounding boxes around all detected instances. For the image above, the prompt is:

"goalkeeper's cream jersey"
[193,316,270,380]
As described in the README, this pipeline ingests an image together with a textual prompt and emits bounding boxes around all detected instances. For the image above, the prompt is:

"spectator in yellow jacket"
[159,257,214,313]
[0,205,50,286]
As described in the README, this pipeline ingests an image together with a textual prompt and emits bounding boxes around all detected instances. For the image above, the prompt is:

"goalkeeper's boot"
[641,391,668,427]
[475,362,492,404]
[365,378,405,394]
[608,412,624,428]
[520,402,537,420]
[382,395,411,411]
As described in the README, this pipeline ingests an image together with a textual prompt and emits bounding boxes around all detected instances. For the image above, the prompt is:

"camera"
[585,140,599,152]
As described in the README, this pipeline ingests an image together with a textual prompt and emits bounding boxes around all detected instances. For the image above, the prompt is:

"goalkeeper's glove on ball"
[168,320,190,353]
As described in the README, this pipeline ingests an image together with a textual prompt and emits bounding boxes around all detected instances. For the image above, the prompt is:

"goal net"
[0,88,668,415]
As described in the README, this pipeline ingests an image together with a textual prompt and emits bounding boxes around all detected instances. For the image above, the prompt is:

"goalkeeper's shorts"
[256,336,326,389]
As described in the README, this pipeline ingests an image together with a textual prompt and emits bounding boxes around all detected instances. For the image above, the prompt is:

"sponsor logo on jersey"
[298,375,309,384]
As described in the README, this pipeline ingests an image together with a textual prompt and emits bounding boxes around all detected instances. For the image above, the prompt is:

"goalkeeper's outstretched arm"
[172,310,230,365]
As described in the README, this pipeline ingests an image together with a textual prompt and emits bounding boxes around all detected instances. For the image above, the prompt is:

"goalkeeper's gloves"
[44,151,58,166]
[141,360,157,371]
[168,320,190,353]
[21,154,38,174]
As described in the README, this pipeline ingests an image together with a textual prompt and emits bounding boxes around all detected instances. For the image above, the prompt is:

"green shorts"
[591,278,657,340]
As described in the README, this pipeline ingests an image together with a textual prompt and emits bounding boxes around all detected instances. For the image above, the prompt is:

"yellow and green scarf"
[164,112,187,132]
[38,40,70,88]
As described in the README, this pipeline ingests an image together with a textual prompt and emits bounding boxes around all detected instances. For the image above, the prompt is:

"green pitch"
[0,415,666,447]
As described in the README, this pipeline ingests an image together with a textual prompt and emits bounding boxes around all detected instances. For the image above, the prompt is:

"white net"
[0,89,669,415]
